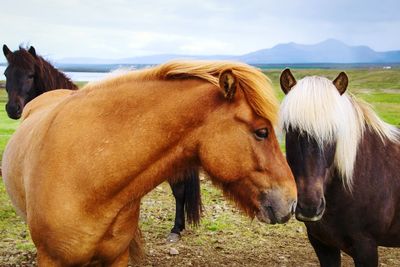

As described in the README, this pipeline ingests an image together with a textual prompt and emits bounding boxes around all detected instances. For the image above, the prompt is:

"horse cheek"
[199,132,247,182]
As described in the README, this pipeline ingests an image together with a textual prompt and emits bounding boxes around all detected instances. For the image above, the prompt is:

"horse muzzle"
[295,197,325,222]
[256,189,297,224]
[5,102,22,120]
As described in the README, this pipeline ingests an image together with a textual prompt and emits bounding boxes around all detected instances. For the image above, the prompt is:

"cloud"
[1,0,399,62]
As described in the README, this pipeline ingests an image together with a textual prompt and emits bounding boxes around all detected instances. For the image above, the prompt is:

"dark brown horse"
[2,45,77,119]
[280,69,400,267]
[2,44,202,242]
[167,169,203,242]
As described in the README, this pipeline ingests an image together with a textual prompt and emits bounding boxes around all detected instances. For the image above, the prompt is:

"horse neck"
[34,57,77,94]
[356,127,397,174]
[331,127,399,195]
[87,80,221,201]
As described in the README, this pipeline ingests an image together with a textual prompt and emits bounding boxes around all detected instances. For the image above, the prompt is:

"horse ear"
[219,69,237,100]
[280,69,297,94]
[28,46,37,58]
[333,72,348,95]
[3,44,12,59]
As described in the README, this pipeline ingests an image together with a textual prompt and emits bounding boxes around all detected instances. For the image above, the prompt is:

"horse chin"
[256,205,286,225]
[255,189,295,224]
[256,209,274,224]
[6,102,24,120]
[295,211,324,222]
[7,111,22,120]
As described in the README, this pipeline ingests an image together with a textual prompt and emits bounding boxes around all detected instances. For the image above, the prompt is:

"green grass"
[0,90,20,158]
[0,180,35,252]
[264,68,400,91]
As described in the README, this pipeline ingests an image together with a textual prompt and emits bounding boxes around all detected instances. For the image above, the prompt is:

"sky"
[1,0,400,62]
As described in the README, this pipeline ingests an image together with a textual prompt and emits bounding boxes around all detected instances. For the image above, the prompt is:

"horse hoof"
[166,233,181,243]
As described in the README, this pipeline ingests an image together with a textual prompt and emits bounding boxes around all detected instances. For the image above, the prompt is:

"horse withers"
[2,45,77,119]
[3,61,297,266]
[280,69,400,267]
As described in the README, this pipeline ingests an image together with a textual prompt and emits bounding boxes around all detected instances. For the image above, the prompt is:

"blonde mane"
[84,60,278,124]
[279,76,400,190]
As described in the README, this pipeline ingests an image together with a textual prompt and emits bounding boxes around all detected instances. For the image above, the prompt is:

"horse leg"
[351,238,378,267]
[167,179,185,243]
[182,168,202,226]
[307,232,341,267]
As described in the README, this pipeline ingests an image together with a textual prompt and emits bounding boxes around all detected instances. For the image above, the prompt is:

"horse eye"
[254,128,269,140]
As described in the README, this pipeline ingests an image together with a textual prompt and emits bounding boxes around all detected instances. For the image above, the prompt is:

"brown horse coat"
[3,61,296,266]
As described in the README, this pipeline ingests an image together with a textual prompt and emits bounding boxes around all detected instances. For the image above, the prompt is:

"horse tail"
[129,228,143,264]
[184,167,203,226]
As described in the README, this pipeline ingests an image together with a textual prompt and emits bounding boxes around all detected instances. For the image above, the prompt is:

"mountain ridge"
[53,39,400,64]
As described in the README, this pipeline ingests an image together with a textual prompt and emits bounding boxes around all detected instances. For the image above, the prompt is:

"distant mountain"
[238,39,400,64]
[56,39,400,65]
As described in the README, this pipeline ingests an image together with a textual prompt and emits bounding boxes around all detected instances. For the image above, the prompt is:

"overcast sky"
[1,0,399,62]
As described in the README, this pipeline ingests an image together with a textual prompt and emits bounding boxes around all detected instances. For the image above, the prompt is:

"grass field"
[0,68,400,266]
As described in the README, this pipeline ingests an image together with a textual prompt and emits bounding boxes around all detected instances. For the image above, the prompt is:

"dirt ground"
[1,179,400,267]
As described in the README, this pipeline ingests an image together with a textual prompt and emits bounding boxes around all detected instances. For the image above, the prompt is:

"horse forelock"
[84,60,279,125]
[7,48,35,69]
[279,76,400,190]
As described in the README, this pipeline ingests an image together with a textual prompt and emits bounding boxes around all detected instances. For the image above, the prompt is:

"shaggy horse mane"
[280,75,400,190]
[5,46,77,92]
[84,60,279,124]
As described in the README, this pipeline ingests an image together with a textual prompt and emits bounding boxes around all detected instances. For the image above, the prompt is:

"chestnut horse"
[3,61,297,266]
[2,45,77,119]
[279,69,400,267]
[2,44,202,242]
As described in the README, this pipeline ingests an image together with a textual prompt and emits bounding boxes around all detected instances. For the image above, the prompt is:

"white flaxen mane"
[279,76,400,190]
